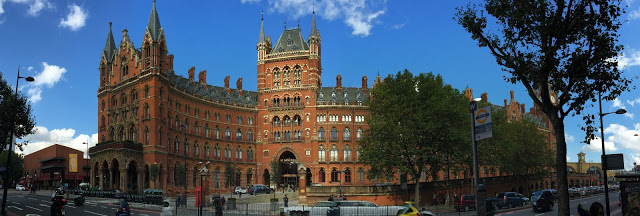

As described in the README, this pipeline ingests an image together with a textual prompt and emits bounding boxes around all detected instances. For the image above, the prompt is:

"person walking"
[221,195,226,210]
[432,193,437,206]
[284,194,289,207]
[328,195,334,201]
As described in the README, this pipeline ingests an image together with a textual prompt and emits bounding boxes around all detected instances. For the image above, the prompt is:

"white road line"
[27,197,37,200]
[8,206,23,210]
[39,204,49,207]
[66,205,76,208]
[23,205,42,211]
[84,210,108,216]
[10,201,20,205]
[101,206,107,208]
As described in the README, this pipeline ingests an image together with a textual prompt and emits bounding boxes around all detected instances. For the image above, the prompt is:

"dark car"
[532,190,554,212]
[114,190,126,199]
[143,189,164,204]
[496,192,526,209]
[116,199,131,216]
[248,184,272,195]
[454,194,476,212]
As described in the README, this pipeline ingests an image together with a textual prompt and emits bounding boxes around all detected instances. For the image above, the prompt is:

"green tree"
[0,151,24,184]
[175,164,185,187]
[455,1,633,214]
[150,163,159,188]
[224,162,239,188]
[359,70,470,207]
[0,72,36,152]
[269,159,281,188]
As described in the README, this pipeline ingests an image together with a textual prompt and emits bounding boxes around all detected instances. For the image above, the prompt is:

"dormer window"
[287,39,292,45]
[279,47,284,52]
[292,45,298,51]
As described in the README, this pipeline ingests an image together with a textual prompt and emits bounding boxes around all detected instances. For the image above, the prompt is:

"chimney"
[510,90,514,101]
[167,54,174,69]
[236,78,243,95]
[336,74,342,92]
[481,93,488,102]
[188,67,195,81]
[520,104,526,113]
[504,99,508,108]
[362,76,368,93]
[224,75,230,94]
[198,70,207,84]
[464,88,473,101]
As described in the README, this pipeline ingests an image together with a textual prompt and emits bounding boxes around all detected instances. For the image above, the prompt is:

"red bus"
[18,177,34,189]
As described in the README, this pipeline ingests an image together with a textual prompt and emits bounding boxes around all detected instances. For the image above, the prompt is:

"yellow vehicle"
[396,201,435,216]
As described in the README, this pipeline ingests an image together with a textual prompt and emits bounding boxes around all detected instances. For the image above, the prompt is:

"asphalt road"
[1,191,161,216]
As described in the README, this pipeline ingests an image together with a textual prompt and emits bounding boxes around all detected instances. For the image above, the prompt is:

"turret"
[308,10,321,57]
[257,12,272,89]
[141,0,167,73]
[100,22,118,87]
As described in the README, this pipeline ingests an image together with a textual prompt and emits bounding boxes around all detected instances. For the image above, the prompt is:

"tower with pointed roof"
[99,22,118,87]
[141,0,168,74]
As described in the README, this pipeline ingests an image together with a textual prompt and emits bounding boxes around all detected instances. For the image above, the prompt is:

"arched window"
[214,126,220,139]
[225,127,231,140]
[110,128,115,141]
[158,128,163,146]
[193,165,198,187]
[167,134,171,149]
[174,136,179,153]
[319,168,325,182]
[344,168,351,183]
[247,130,253,142]
[144,127,150,145]
[319,127,325,140]
[205,124,210,137]
[175,116,179,128]
[205,143,210,158]
[330,145,338,161]
[194,122,199,136]
[215,144,221,158]
[144,85,150,98]
[194,142,199,157]
[343,128,350,140]
[236,129,242,141]
[330,127,338,141]
[184,140,189,155]
[236,146,243,160]
[357,128,363,141]
[225,145,231,159]
[344,145,351,161]
[214,168,220,188]
[247,147,254,161]
[318,145,326,161]
[144,103,150,118]
[357,168,365,182]
[119,127,126,141]
[331,168,339,182]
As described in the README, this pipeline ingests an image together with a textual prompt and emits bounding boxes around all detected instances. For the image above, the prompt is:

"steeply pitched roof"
[259,17,265,43]
[147,0,162,41]
[167,70,258,107]
[272,28,309,53]
[310,11,318,37]
[317,87,370,105]
[103,22,117,63]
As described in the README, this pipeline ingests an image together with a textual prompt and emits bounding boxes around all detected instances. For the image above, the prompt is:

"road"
[494,192,622,216]
[1,191,161,216]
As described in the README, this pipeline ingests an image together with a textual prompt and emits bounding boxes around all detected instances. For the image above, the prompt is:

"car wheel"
[464,206,469,212]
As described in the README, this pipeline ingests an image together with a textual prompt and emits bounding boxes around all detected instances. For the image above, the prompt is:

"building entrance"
[279,151,298,189]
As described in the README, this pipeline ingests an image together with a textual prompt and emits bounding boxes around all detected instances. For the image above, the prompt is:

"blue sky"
[1,0,639,169]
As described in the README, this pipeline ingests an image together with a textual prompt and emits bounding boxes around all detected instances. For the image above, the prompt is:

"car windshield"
[399,204,415,214]
[532,191,543,201]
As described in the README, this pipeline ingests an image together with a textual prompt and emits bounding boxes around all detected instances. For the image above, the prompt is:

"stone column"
[90,169,95,188]
[120,168,127,192]
[98,170,103,190]
[298,168,307,205]
[138,172,143,194]
[108,169,113,190]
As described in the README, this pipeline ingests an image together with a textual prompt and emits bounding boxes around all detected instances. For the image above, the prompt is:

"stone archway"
[101,160,110,190]
[306,168,312,186]
[263,169,270,186]
[92,162,100,189]
[111,159,121,190]
[279,150,299,188]
[126,160,140,193]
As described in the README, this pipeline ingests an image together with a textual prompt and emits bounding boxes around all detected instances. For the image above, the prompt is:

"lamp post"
[179,124,187,209]
[198,161,209,216]
[598,90,626,216]
[1,67,34,216]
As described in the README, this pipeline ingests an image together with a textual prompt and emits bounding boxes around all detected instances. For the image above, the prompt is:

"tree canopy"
[358,70,471,207]
[0,72,36,152]
[455,1,633,214]
[0,151,23,183]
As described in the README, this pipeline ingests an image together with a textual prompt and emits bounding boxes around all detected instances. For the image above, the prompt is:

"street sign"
[469,101,477,112]
[474,106,492,140]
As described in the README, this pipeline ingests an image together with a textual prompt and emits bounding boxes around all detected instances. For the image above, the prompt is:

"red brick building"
[90,1,374,196]
[24,144,90,189]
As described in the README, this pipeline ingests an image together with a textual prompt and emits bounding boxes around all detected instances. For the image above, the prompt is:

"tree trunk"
[551,116,569,216]
[414,178,420,208]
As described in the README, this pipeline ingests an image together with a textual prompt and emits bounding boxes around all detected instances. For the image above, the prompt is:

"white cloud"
[591,123,640,153]
[616,49,640,69]
[390,23,405,30]
[255,0,386,37]
[565,133,575,142]
[567,156,571,161]
[20,126,98,158]
[59,3,87,31]
[613,98,626,109]
[628,98,640,107]
[240,0,261,3]
[631,7,640,20]
[625,113,635,119]
[25,62,66,103]
[27,66,33,71]
[581,135,617,152]
[0,0,52,16]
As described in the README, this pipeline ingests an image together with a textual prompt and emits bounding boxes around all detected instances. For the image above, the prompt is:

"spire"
[147,0,162,41]
[310,8,317,36]
[259,11,265,42]
[103,22,117,63]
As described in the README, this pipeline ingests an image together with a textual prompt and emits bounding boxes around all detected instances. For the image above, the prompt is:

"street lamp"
[179,124,187,209]
[198,161,210,216]
[598,89,626,216]
[1,67,34,216]
[83,141,89,184]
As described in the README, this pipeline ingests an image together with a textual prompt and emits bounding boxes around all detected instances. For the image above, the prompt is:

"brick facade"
[24,144,90,189]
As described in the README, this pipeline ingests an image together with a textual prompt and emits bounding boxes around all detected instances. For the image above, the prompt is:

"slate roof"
[166,70,258,107]
[272,28,310,53]
[259,18,265,43]
[147,0,162,42]
[316,87,370,105]
[103,22,117,63]
[310,11,318,37]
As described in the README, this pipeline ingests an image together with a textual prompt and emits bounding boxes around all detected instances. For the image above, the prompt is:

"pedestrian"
[432,193,437,206]
[328,194,334,201]
[293,185,296,192]
[176,196,182,208]
[284,194,289,207]
[445,193,450,206]
[578,204,589,216]
[342,195,346,200]
[221,195,226,210]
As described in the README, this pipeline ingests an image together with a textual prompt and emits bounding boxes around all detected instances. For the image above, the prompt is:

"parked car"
[454,194,476,212]
[116,199,131,216]
[532,190,554,212]
[247,184,272,195]
[397,201,436,216]
[496,192,526,209]
[233,186,247,194]
[143,189,164,204]
[515,193,530,205]
[335,200,378,207]
[568,188,580,198]
[15,185,25,191]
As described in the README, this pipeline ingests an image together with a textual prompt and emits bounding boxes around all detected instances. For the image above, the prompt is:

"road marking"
[39,204,49,207]
[66,205,76,208]
[23,205,42,211]
[8,206,23,210]
[10,201,19,205]
[84,210,108,216]
[101,206,107,208]
[27,197,37,200]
